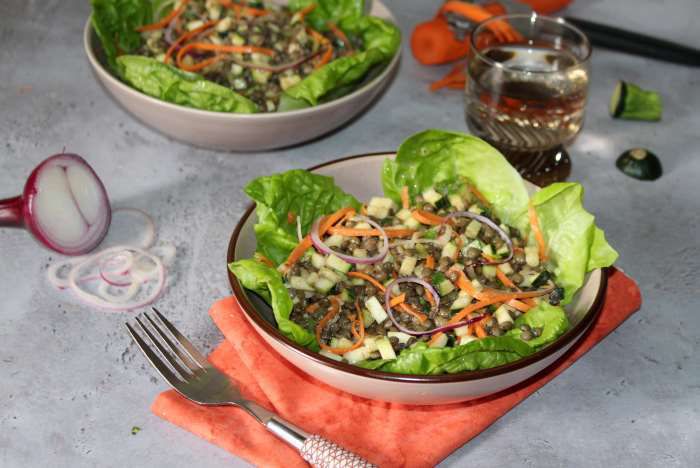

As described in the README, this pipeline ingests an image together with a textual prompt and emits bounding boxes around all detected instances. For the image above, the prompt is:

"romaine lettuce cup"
[227,131,616,404]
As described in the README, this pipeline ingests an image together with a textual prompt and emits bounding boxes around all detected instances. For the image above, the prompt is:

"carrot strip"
[280,236,313,273]
[319,207,356,234]
[507,299,532,313]
[389,293,406,307]
[412,209,448,226]
[400,186,410,209]
[305,302,321,313]
[475,322,488,338]
[425,255,435,269]
[327,21,352,51]
[165,19,219,64]
[495,268,516,289]
[254,253,274,267]
[469,186,490,207]
[428,332,445,347]
[327,227,416,238]
[347,271,386,292]
[176,42,275,72]
[308,28,333,69]
[137,0,189,32]
[454,236,463,261]
[423,288,435,307]
[430,61,466,92]
[297,3,317,20]
[399,303,428,323]
[528,202,548,262]
[317,298,366,355]
[287,211,297,224]
[218,0,268,17]
[449,297,501,324]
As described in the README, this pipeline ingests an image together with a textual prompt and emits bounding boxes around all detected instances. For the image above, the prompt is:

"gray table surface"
[1,0,699,466]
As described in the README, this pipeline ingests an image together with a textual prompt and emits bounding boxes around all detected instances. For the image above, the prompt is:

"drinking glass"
[465,14,591,184]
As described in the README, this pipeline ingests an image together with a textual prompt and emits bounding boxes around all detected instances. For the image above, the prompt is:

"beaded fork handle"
[300,435,376,468]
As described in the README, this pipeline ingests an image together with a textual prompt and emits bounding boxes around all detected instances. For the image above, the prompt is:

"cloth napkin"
[152,268,641,467]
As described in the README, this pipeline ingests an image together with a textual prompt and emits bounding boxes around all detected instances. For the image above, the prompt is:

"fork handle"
[266,418,375,467]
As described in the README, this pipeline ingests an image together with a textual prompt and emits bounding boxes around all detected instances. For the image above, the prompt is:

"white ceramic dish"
[83,2,400,151]
[227,153,607,405]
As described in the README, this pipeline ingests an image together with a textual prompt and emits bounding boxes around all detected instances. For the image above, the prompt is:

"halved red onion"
[445,211,513,265]
[310,214,388,264]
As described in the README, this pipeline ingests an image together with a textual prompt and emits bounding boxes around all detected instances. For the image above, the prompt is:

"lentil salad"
[230,130,619,375]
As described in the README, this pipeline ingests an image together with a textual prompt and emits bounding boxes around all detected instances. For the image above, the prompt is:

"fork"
[127,308,374,468]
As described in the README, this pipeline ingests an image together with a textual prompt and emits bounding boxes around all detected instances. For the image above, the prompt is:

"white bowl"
[83,2,400,151]
[227,153,607,405]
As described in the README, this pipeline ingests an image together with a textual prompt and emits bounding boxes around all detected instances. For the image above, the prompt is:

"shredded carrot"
[287,211,297,224]
[439,2,523,42]
[430,61,466,92]
[309,28,333,69]
[318,207,356,234]
[455,270,478,296]
[475,322,488,338]
[137,0,190,32]
[449,297,501,324]
[425,255,435,269]
[305,302,321,313]
[255,253,274,267]
[400,186,410,209]
[218,0,269,17]
[316,298,366,355]
[399,302,428,323]
[495,268,516,290]
[327,227,416,238]
[528,202,548,262]
[412,209,448,226]
[507,299,532,313]
[165,19,219,64]
[389,293,406,307]
[339,208,356,224]
[176,42,275,72]
[347,271,385,292]
[454,236,463,261]
[360,205,367,216]
[423,288,435,307]
[469,186,490,207]
[428,332,445,347]
[327,21,352,51]
[297,2,317,20]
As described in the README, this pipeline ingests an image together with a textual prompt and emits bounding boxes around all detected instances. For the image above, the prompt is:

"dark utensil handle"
[565,16,700,67]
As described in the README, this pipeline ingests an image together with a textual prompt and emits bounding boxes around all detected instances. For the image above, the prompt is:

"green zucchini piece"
[616,148,663,181]
[610,81,662,121]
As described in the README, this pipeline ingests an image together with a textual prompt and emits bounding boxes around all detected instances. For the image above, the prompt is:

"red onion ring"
[383,277,442,336]
[445,211,513,265]
[310,214,388,264]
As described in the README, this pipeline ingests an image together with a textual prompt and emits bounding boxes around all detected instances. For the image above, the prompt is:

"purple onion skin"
[0,153,112,255]
[445,211,513,265]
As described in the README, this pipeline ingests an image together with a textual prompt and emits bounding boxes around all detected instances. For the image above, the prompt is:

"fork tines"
[126,308,209,386]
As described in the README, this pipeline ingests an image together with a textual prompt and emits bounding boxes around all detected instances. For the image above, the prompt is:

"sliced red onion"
[47,256,88,289]
[383,277,440,336]
[310,214,388,264]
[445,211,513,265]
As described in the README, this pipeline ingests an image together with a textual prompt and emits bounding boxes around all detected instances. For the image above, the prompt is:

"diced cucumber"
[494,305,514,328]
[279,74,301,90]
[438,279,455,296]
[375,337,397,360]
[482,244,494,257]
[319,268,341,283]
[339,289,352,303]
[325,234,343,248]
[366,205,389,219]
[315,277,335,293]
[306,272,319,285]
[441,242,457,259]
[465,220,482,239]
[459,335,478,345]
[448,194,466,211]
[353,248,368,258]
[520,270,540,288]
[344,347,371,364]
[330,337,354,349]
[451,290,473,310]
[354,222,371,229]
[362,307,375,326]
[230,33,245,45]
[405,216,421,229]
[319,350,343,361]
[399,256,417,276]
[482,265,497,279]
[496,244,510,257]
[289,276,313,291]
[252,69,271,84]
[186,19,204,31]
[471,278,484,291]
[525,246,540,267]
[311,252,326,270]
[350,277,366,286]
[468,204,483,215]
[429,333,449,348]
[365,296,388,324]
[422,188,443,205]
[499,224,511,235]
[326,254,351,273]
[454,325,470,337]
[387,331,412,344]
[396,208,413,221]
[498,262,514,275]
[367,197,395,219]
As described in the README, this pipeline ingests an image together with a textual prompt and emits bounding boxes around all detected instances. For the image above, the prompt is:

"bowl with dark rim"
[83,1,400,152]
[227,153,607,405]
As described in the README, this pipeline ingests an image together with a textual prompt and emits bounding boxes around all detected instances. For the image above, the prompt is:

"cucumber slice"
[525,246,540,267]
[448,194,465,211]
[387,331,412,344]
[610,81,662,121]
[451,290,473,310]
[482,265,497,279]
[319,350,343,361]
[325,234,344,248]
[441,242,457,259]
[422,188,443,205]
[405,216,421,229]
[458,335,478,345]
[429,333,449,348]
[494,305,514,328]
[498,262,514,275]
[396,208,413,221]
[330,337,354,349]
[319,268,341,283]
[616,148,662,181]
[454,325,470,337]
[365,296,388,324]
[315,277,335,293]
[311,252,326,270]
[438,279,455,296]
[465,220,482,239]
[344,347,371,364]
[399,256,417,276]
[375,337,397,360]
[363,337,379,353]
[289,276,313,291]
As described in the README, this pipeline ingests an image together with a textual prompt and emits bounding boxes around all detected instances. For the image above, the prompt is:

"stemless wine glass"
[465,14,591,184]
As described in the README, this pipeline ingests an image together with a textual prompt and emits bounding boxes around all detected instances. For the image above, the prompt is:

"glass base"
[498,145,571,186]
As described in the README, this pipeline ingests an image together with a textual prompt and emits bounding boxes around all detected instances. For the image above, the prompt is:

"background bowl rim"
[82,1,401,120]
[226,152,608,384]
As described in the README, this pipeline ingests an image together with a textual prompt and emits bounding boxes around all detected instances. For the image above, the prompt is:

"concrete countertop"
[1,0,698,466]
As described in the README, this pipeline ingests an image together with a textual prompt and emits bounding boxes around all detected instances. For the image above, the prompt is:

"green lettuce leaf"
[117,55,258,113]
[283,16,401,107]
[507,303,570,349]
[244,169,361,265]
[229,259,318,350]
[359,337,534,375]
[288,0,365,31]
[90,0,152,72]
[528,183,618,303]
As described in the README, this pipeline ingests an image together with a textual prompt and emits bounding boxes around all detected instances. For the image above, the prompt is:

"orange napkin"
[152,268,641,467]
